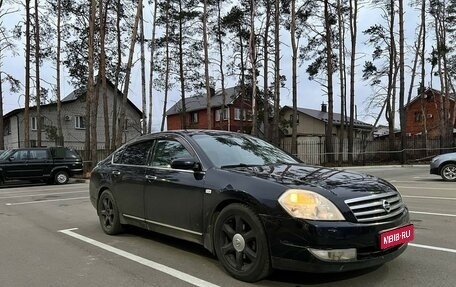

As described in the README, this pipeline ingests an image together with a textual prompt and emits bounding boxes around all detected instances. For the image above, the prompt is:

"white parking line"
[410,211,456,217]
[410,243,456,254]
[5,197,88,206]
[403,195,456,201]
[58,228,220,287]
[0,191,87,200]
[0,185,85,195]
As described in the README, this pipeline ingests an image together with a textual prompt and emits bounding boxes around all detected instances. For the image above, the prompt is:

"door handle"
[145,175,157,180]
[112,171,121,176]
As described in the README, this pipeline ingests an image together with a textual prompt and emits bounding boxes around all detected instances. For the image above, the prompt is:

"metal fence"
[281,136,456,166]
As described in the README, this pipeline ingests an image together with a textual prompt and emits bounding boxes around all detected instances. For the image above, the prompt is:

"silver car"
[430,152,456,181]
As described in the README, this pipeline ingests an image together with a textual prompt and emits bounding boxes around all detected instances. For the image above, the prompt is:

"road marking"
[0,184,86,195]
[410,211,456,217]
[58,228,221,287]
[5,197,88,206]
[397,186,456,190]
[0,191,87,200]
[403,195,456,201]
[410,243,456,254]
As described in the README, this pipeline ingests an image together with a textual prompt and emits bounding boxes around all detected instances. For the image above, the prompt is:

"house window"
[215,109,221,122]
[75,116,86,129]
[289,114,299,124]
[216,108,228,121]
[31,116,44,131]
[234,108,241,120]
[4,119,11,135]
[414,112,423,122]
[234,108,251,121]
[190,112,198,124]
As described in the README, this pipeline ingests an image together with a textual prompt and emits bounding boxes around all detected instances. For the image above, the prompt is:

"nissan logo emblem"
[382,200,392,213]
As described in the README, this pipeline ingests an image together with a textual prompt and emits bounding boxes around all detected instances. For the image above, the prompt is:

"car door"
[110,140,154,223]
[27,149,52,178]
[144,137,205,241]
[3,149,30,179]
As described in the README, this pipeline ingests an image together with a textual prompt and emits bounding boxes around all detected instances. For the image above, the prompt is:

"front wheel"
[98,189,123,235]
[54,170,69,185]
[213,203,271,282]
[441,163,456,181]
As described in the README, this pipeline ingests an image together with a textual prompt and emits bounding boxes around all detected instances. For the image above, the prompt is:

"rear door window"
[119,141,154,166]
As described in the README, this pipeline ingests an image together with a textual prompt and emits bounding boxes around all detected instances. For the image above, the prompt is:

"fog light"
[308,248,357,262]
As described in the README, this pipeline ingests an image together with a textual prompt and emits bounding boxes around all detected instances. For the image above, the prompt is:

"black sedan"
[89,130,413,282]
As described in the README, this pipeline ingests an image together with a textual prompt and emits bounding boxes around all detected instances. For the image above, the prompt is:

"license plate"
[380,224,414,249]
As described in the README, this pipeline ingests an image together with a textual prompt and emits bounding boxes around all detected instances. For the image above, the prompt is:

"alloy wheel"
[442,164,456,181]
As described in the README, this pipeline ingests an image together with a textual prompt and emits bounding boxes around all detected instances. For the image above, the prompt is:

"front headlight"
[278,189,345,221]
[430,156,439,163]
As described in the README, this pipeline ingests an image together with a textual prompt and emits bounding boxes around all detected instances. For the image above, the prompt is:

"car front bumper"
[260,209,410,273]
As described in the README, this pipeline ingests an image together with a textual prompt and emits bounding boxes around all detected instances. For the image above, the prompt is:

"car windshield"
[192,133,299,168]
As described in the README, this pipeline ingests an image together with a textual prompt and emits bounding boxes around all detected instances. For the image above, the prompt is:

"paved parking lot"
[0,165,455,287]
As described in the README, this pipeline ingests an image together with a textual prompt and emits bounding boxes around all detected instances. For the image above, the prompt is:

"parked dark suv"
[0,147,83,185]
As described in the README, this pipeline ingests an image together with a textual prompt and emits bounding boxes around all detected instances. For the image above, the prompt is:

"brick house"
[166,86,253,132]
[405,88,456,138]
[2,80,143,149]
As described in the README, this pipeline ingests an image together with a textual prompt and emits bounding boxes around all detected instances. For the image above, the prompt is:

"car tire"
[440,163,456,181]
[213,203,271,282]
[98,189,123,235]
[54,170,69,185]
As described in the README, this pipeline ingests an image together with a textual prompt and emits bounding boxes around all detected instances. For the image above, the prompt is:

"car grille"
[344,191,405,223]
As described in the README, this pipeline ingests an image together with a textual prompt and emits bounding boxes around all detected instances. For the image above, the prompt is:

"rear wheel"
[213,203,271,282]
[54,170,69,185]
[98,189,123,235]
[441,163,456,181]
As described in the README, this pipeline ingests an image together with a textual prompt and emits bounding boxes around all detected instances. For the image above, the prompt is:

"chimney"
[321,102,327,113]
[209,87,216,97]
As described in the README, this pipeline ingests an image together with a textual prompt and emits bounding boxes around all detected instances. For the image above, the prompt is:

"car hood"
[227,164,397,199]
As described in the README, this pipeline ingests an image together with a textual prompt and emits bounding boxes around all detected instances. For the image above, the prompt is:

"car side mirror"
[9,156,15,161]
[170,158,201,172]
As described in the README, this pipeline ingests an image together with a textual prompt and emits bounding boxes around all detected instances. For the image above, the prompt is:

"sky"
[1,1,425,131]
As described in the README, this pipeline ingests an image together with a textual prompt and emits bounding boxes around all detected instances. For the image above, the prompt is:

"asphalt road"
[0,165,455,287]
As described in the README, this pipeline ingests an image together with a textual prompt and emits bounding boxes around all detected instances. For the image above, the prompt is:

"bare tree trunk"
[387,0,397,154]
[88,0,97,166]
[178,0,187,129]
[56,0,63,146]
[263,0,271,140]
[420,0,427,154]
[324,0,335,164]
[34,0,41,147]
[398,0,406,164]
[249,0,257,136]
[290,0,298,156]
[273,0,280,145]
[100,0,110,150]
[239,31,246,132]
[117,0,143,144]
[217,0,227,130]
[337,0,346,165]
[348,0,357,164]
[148,0,158,134]
[160,2,170,132]
[203,0,212,129]
[434,13,446,151]
[112,0,121,150]
[24,0,31,148]
[140,2,147,134]
[0,71,3,149]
